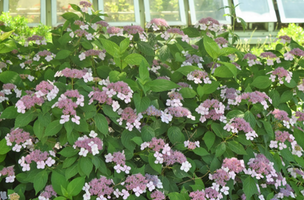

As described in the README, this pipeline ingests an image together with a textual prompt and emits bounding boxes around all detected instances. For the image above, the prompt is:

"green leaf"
[141,126,155,142]
[251,76,272,89]
[133,93,151,113]
[227,141,247,155]
[15,111,34,128]
[79,157,93,177]
[100,38,120,57]
[179,87,197,98]
[280,90,293,103]
[124,53,149,67]
[0,138,11,155]
[67,176,85,196]
[262,121,274,140]
[56,50,71,60]
[0,71,23,87]
[148,153,162,174]
[0,40,16,53]
[0,106,18,119]
[120,38,130,53]
[219,47,238,56]
[214,62,237,78]
[239,18,247,31]
[158,45,170,62]
[33,170,48,195]
[51,170,68,195]
[0,30,14,41]
[190,176,205,191]
[63,156,78,168]
[146,79,179,92]
[70,4,81,12]
[203,131,215,150]
[61,12,80,21]
[226,110,244,120]
[33,120,45,140]
[137,41,155,56]
[59,147,78,157]
[168,126,185,144]
[203,35,221,59]
[243,176,258,198]
[65,163,78,180]
[193,147,209,156]
[121,130,137,151]
[139,61,150,81]
[197,81,219,96]
[94,113,108,135]
[44,120,63,137]
[215,143,226,157]
[244,111,256,128]
[176,66,201,76]
[284,79,297,88]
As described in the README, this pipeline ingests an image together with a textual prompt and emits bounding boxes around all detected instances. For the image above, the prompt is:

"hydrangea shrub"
[1,1,304,200]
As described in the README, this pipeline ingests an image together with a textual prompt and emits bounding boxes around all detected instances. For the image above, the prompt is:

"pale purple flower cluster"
[0,166,15,183]
[18,149,56,171]
[52,89,84,125]
[195,99,226,123]
[295,111,304,121]
[181,52,204,68]
[124,173,148,197]
[278,35,291,44]
[150,190,165,200]
[297,79,304,91]
[184,140,200,150]
[33,50,55,62]
[195,17,221,32]
[236,91,271,109]
[73,132,103,156]
[80,1,92,8]
[222,157,245,174]
[269,67,292,84]
[35,80,59,101]
[38,185,57,200]
[165,106,195,121]
[105,81,133,103]
[117,107,142,131]
[5,128,33,152]
[146,18,169,31]
[260,52,281,66]
[149,60,161,73]
[107,27,124,37]
[288,167,304,179]
[25,35,47,46]
[123,25,144,35]
[96,20,109,27]
[105,150,131,174]
[269,130,294,150]
[16,93,44,113]
[141,137,192,172]
[145,174,163,191]
[289,48,304,57]
[82,176,113,200]
[161,28,189,43]
[2,83,21,98]
[187,70,211,84]
[272,109,294,129]
[243,53,260,66]
[224,118,258,140]
[55,68,93,82]
[142,105,162,117]
[219,86,240,105]
[166,90,183,107]
[189,190,206,200]
[79,49,106,61]
[88,86,113,106]
[214,37,228,48]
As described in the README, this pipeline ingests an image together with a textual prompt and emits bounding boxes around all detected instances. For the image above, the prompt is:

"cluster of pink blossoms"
[224,118,258,140]
[79,49,106,61]
[107,27,124,37]
[236,91,272,110]
[268,67,292,84]
[73,131,103,156]
[38,185,57,200]
[272,109,296,129]
[277,35,291,44]
[181,51,204,68]
[33,50,55,62]
[297,79,304,91]
[105,150,131,174]
[195,99,226,123]
[124,173,148,197]
[214,37,228,49]
[0,83,21,103]
[0,166,15,183]
[269,130,294,150]
[16,91,44,114]
[161,28,190,43]
[146,18,169,31]
[117,107,142,131]
[18,150,56,171]
[5,128,33,152]
[79,0,92,12]
[82,176,114,200]
[184,140,200,150]
[219,86,240,105]
[52,89,84,125]
[55,68,93,83]
[187,70,211,84]
[142,105,162,117]
[141,137,192,172]
[194,17,221,33]
[190,157,245,200]
[284,48,304,61]
[35,80,59,101]
[260,52,281,66]
[25,35,47,46]
[243,53,261,66]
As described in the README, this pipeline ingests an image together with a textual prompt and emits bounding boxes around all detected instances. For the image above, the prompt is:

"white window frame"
[277,0,304,23]
[3,0,46,26]
[188,0,231,25]
[98,0,141,26]
[234,0,277,23]
[144,0,187,26]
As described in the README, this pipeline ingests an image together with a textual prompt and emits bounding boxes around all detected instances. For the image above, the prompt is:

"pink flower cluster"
[0,83,21,103]
[141,137,192,172]
[124,173,148,197]
[184,140,200,150]
[187,70,211,84]
[151,190,165,200]
[272,109,295,129]
[219,86,240,105]
[269,130,294,150]
[123,25,144,35]
[146,18,169,31]
[25,35,47,46]
[236,91,272,109]
[105,151,131,174]
[107,27,123,36]
[79,49,106,61]
[73,132,103,156]
[18,150,56,171]
[96,20,109,28]
[289,48,304,57]
[117,107,142,131]
[161,28,189,43]
[243,53,260,66]
[143,105,162,117]
[195,17,221,32]
[35,80,59,101]
[33,50,55,62]
[181,52,204,68]
[52,89,84,125]
[215,37,228,48]
[82,176,114,200]
[55,68,93,83]
[269,67,292,84]
[166,91,183,107]
[16,92,44,114]
[278,35,291,44]
[260,52,281,66]
[195,99,226,123]
[0,166,15,183]
[223,118,258,140]
[38,185,57,200]
[5,128,33,152]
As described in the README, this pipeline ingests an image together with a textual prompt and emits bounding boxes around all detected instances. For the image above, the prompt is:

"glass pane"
[9,0,41,23]
[238,0,269,15]
[103,0,135,22]
[149,0,181,21]
[57,0,82,24]
[281,0,304,18]
[193,0,226,21]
